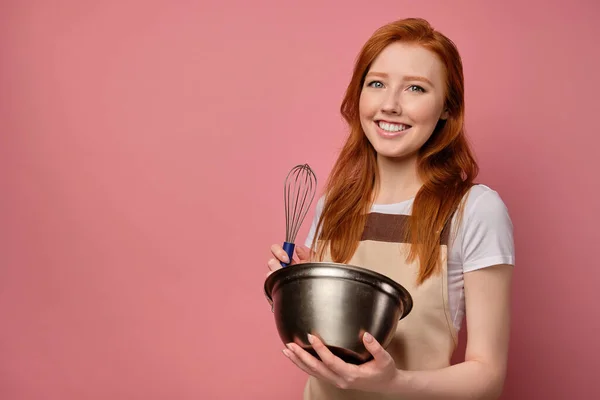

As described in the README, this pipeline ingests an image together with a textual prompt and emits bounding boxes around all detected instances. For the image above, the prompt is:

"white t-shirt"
[304,184,515,332]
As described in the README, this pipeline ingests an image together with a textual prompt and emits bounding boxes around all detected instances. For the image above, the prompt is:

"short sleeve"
[304,196,325,249]
[460,189,515,273]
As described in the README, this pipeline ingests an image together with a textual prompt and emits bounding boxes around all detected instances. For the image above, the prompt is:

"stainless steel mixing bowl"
[264,262,413,365]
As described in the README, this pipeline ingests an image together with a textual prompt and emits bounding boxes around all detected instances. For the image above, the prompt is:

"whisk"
[281,163,317,267]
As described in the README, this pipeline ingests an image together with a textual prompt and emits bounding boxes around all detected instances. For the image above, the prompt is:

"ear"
[440,109,449,120]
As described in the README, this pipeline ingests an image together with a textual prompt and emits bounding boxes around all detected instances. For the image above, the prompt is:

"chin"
[367,139,404,156]
[374,142,423,161]
[373,147,411,160]
[366,136,419,161]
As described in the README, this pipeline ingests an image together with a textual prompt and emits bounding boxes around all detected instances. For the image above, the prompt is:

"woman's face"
[359,42,448,160]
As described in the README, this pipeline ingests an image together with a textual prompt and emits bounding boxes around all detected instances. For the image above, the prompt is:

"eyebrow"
[365,72,434,86]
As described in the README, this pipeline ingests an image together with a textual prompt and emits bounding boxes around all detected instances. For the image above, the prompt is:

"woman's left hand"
[282,332,401,392]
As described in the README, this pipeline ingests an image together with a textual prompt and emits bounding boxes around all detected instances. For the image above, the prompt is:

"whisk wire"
[282,164,317,266]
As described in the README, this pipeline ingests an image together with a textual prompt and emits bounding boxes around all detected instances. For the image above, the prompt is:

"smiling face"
[359,42,449,161]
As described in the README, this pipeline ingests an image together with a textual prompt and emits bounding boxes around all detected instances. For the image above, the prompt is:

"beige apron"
[304,212,458,400]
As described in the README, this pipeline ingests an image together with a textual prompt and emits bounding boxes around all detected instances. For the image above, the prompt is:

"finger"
[267,258,283,272]
[270,244,292,264]
[308,334,356,377]
[282,348,316,376]
[295,245,313,262]
[286,343,345,385]
[362,332,393,368]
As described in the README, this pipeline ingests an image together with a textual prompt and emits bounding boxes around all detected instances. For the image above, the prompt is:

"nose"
[381,90,402,114]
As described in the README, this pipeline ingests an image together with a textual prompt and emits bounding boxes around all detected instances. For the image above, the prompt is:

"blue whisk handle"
[281,241,295,267]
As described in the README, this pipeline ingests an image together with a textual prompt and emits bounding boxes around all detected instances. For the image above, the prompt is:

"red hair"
[311,18,478,285]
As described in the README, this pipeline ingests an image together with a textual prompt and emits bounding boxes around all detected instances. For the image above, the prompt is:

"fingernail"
[282,253,290,263]
[364,332,373,343]
[282,349,291,358]
[307,333,314,344]
[286,343,294,351]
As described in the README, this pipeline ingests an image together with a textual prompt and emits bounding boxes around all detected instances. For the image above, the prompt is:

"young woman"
[267,17,515,400]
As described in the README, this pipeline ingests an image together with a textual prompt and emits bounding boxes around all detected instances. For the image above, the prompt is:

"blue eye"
[408,85,425,92]
[367,80,384,88]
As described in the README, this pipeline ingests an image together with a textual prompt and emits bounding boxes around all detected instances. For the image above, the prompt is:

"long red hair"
[311,18,478,285]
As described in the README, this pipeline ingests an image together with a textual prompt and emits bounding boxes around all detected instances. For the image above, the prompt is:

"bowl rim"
[263,261,413,319]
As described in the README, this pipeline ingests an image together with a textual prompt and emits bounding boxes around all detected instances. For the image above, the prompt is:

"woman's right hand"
[266,244,312,276]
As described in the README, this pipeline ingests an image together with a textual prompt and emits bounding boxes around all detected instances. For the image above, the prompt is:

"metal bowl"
[264,262,413,365]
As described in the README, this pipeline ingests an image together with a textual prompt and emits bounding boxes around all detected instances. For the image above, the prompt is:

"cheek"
[406,98,444,123]
[359,93,378,118]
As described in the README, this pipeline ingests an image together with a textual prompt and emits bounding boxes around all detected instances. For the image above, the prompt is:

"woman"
[267,17,515,399]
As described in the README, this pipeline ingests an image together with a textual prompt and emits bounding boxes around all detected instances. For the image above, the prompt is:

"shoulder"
[309,195,326,221]
[461,184,512,223]
[455,184,515,272]
[304,195,326,248]
[315,195,326,212]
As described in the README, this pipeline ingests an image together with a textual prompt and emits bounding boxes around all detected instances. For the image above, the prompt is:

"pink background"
[1,0,598,398]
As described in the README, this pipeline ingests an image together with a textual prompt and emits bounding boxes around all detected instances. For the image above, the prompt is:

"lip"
[377,119,410,125]
[374,120,411,138]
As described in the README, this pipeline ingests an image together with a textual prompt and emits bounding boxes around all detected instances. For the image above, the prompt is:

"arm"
[389,189,516,398]
[390,263,513,399]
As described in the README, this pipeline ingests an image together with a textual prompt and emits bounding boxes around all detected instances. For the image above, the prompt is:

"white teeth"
[377,121,409,132]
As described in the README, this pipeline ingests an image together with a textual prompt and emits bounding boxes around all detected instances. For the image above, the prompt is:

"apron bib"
[304,212,458,400]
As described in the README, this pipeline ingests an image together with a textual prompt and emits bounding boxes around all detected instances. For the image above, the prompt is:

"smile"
[375,120,412,137]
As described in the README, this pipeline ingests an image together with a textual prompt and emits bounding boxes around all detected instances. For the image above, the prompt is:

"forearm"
[387,360,505,400]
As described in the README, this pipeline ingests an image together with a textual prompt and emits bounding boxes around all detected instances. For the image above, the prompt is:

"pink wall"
[1,1,598,398]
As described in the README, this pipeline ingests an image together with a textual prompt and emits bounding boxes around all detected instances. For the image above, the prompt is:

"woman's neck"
[374,154,423,205]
